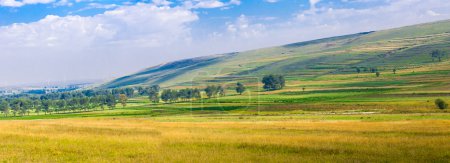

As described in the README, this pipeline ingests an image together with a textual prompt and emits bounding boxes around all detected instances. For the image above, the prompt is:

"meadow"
[0,116,449,162]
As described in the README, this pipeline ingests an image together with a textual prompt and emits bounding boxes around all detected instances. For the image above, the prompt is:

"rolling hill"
[101,20,450,89]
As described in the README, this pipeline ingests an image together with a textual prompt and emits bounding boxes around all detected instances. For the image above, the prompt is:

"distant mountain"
[101,20,450,88]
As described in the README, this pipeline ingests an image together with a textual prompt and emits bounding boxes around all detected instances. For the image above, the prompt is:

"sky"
[0,0,450,86]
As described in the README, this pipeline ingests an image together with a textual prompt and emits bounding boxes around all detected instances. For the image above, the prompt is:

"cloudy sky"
[0,0,450,86]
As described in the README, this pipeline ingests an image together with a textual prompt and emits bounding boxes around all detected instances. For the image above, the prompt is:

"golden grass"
[0,118,449,162]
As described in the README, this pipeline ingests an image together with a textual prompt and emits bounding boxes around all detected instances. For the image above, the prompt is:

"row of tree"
[158,85,226,103]
[0,74,288,117]
[0,95,117,117]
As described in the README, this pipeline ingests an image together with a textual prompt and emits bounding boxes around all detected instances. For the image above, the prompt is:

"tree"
[161,89,177,103]
[82,90,96,97]
[97,95,107,110]
[124,88,135,97]
[177,89,189,101]
[67,98,79,112]
[148,85,160,103]
[431,50,447,62]
[106,94,116,110]
[150,85,160,93]
[193,89,201,99]
[262,75,285,91]
[35,101,42,115]
[119,94,128,108]
[235,82,246,95]
[20,99,31,116]
[356,67,361,74]
[79,97,90,111]
[11,99,22,117]
[435,99,448,110]
[218,86,226,97]
[137,86,147,96]
[376,72,381,77]
[32,100,40,114]
[205,85,220,98]
[56,100,67,113]
[0,100,10,117]
[41,100,50,115]
[393,68,397,74]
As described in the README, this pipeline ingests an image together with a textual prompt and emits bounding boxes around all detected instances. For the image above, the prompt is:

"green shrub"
[434,99,448,110]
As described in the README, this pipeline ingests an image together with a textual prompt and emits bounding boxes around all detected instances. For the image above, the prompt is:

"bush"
[435,99,448,110]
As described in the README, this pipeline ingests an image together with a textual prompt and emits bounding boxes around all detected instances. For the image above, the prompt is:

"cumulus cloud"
[294,0,450,32]
[183,0,241,9]
[0,3,199,85]
[152,0,172,6]
[226,15,266,39]
[0,0,55,7]
[0,3,198,48]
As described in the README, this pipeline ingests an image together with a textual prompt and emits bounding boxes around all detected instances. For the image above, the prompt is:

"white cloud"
[0,3,198,48]
[0,0,55,7]
[427,10,440,16]
[309,0,320,10]
[0,3,199,85]
[226,15,266,39]
[0,0,23,7]
[295,0,450,31]
[183,0,240,9]
[152,0,172,6]
[53,0,72,6]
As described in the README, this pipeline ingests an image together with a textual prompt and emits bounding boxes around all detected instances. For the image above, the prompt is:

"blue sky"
[0,0,449,86]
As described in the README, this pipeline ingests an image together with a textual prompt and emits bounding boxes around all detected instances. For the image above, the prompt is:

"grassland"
[102,20,450,88]
[0,117,449,162]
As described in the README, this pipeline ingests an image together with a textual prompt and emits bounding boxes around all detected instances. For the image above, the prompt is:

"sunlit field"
[0,117,449,162]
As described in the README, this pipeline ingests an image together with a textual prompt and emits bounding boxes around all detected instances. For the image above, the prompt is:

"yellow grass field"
[1,117,449,162]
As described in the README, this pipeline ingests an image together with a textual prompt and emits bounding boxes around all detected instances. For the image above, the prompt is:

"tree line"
[0,95,117,117]
[0,74,289,117]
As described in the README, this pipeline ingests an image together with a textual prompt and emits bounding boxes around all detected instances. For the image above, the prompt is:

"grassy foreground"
[0,116,449,162]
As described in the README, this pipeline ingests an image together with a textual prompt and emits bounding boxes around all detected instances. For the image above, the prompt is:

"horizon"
[1,0,450,86]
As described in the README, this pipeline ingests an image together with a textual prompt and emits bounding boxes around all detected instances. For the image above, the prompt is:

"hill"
[101,20,450,88]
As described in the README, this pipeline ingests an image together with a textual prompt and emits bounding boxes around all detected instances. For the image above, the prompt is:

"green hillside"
[102,20,450,88]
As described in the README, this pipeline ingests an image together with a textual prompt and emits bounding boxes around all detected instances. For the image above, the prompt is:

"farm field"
[1,116,449,162]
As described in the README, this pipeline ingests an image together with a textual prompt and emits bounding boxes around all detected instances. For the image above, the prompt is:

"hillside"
[101,20,450,88]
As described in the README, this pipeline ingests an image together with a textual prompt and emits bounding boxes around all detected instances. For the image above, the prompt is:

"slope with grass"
[102,20,450,88]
